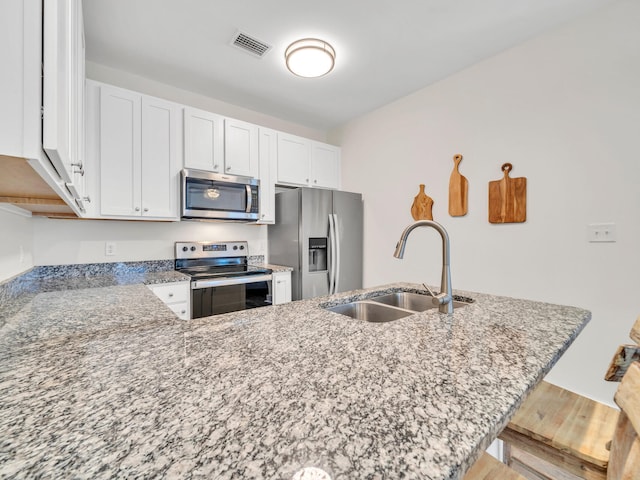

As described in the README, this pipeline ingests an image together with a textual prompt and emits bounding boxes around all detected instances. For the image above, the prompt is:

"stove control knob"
[233,245,238,250]
[182,246,188,252]
[240,245,245,250]
[190,246,196,252]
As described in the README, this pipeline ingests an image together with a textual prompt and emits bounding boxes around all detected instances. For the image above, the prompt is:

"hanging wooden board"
[448,154,468,216]
[488,163,526,223]
[411,184,433,220]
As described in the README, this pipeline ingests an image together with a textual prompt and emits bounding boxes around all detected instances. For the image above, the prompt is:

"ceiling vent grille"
[231,31,272,58]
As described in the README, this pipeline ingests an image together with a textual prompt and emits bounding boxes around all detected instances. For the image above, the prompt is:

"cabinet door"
[42,0,76,184]
[277,133,311,186]
[257,128,277,224]
[225,118,258,177]
[184,107,224,172]
[99,85,141,216]
[272,271,292,305]
[141,97,181,219]
[311,142,340,189]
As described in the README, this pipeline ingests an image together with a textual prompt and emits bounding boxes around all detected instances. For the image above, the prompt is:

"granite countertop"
[0,274,590,479]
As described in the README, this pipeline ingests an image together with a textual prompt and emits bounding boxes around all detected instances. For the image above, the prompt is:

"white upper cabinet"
[276,133,340,189]
[183,107,224,173]
[140,96,181,218]
[1,0,87,217]
[43,0,85,185]
[277,133,311,186]
[257,128,277,224]
[224,118,258,178]
[184,109,258,178]
[99,86,141,217]
[90,82,181,220]
[311,142,340,189]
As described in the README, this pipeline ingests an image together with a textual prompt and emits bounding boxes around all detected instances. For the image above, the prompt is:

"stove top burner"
[174,241,271,280]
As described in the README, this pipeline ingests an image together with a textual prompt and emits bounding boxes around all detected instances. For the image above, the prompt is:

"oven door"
[181,169,260,221]
[191,274,272,318]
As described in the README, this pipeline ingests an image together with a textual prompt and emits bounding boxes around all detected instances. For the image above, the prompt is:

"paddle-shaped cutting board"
[488,163,526,223]
[448,154,468,216]
[411,184,433,220]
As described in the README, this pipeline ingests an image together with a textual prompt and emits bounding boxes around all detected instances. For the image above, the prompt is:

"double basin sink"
[326,291,471,322]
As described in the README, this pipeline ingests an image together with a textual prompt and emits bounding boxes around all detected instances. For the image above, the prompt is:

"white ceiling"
[82,0,614,131]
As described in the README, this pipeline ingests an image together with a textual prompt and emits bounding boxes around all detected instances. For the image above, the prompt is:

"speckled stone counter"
[0,279,590,479]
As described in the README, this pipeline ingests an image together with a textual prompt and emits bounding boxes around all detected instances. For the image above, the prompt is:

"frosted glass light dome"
[285,38,335,78]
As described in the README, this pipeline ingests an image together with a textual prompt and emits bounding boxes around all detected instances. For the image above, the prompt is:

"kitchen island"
[0,273,590,479]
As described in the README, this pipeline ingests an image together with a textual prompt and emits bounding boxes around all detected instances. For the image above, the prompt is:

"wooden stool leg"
[503,441,513,466]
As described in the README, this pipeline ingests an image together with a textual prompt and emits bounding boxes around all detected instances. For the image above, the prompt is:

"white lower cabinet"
[272,271,292,305]
[87,81,181,220]
[148,281,190,320]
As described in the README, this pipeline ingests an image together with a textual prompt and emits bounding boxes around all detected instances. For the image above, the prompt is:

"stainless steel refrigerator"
[268,188,363,301]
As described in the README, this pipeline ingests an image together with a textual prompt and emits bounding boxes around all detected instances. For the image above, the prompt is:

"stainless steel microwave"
[181,169,260,222]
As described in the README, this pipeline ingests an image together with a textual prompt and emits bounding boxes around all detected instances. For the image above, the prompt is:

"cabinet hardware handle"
[135,207,140,212]
[143,208,149,212]
[305,178,309,182]
[83,196,91,203]
[314,179,317,183]
[71,163,85,176]
[168,293,174,297]
[226,166,231,171]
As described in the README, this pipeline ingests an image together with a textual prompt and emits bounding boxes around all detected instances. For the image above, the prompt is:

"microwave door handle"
[245,185,252,213]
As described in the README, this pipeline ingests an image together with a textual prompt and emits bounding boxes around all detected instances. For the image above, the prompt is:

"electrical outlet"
[105,242,117,256]
[587,223,616,243]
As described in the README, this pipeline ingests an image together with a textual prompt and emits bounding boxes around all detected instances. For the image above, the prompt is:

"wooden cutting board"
[488,163,526,223]
[448,154,468,216]
[411,184,433,220]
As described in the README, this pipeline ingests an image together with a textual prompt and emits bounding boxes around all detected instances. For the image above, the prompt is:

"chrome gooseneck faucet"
[393,220,454,314]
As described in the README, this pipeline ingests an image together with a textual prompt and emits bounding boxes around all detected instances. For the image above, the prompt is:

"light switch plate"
[587,223,616,243]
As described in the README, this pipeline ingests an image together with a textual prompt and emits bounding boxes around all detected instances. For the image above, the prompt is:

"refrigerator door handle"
[328,213,337,294]
[332,214,341,294]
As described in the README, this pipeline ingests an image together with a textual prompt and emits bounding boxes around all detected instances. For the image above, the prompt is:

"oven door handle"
[192,274,272,289]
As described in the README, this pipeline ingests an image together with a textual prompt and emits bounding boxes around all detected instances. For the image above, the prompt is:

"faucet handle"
[422,283,438,298]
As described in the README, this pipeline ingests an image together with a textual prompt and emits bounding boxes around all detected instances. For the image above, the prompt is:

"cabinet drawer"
[149,282,189,304]
[168,302,190,320]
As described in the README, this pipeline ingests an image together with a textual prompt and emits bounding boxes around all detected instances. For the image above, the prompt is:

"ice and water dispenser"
[308,237,328,272]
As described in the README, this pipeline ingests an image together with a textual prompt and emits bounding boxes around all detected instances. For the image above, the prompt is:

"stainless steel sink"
[326,301,412,322]
[369,292,470,312]
[325,291,472,322]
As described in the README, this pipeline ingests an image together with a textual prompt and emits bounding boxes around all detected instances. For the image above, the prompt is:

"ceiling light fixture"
[285,38,336,78]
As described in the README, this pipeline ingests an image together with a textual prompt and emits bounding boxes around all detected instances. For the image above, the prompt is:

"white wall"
[0,206,34,281]
[333,0,640,405]
[32,217,268,266]
[87,61,327,142]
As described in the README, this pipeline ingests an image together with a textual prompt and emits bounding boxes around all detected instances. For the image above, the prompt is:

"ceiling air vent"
[231,31,272,58]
